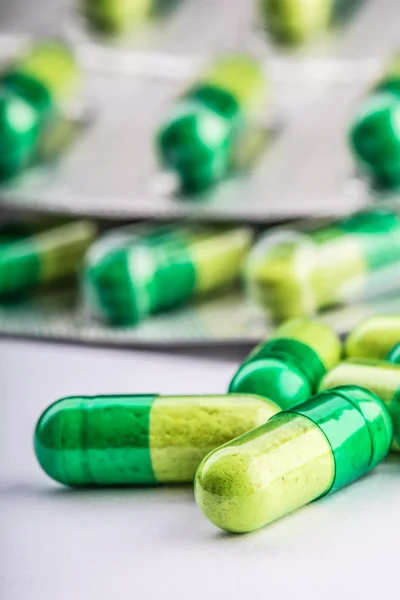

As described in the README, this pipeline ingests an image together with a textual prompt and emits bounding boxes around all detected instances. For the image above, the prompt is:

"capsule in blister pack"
[259,0,364,46]
[84,224,253,325]
[229,318,341,408]
[346,315,400,360]
[156,54,268,194]
[0,220,97,299]
[0,39,81,180]
[79,0,177,35]
[247,210,400,322]
[321,354,400,452]
[350,53,400,188]
[195,386,392,533]
[34,393,280,485]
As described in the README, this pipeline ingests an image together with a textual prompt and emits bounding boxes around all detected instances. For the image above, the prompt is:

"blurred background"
[1,0,400,350]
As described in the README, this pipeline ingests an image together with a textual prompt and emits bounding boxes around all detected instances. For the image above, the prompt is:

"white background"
[1,338,399,600]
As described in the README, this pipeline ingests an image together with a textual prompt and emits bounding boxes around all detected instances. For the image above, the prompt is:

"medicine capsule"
[260,0,363,46]
[349,54,400,188]
[229,318,341,409]
[81,0,153,35]
[0,220,96,298]
[321,354,400,451]
[0,39,80,180]
[156,54,267,193]
[34,393,280,486]
[195,385,392,533]
[84,224,252,325]
[246,210,400,321]
[346,315,400,360]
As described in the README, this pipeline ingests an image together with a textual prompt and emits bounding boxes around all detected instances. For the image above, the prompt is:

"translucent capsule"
[0,220,96,298]
[321,357,400,451]
[247,210,400,321]
[34,393,280,486]
[156,54,267,193]
[80,0,154,35]
[346,315,400,360]
[0,39,80,180]
[84,224,252,325]
[229,318,341,409]
[349,53,400,188]
[260,0,363,46]
[195,386,392,533]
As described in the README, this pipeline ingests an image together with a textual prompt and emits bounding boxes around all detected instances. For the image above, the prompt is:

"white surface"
[0,338,399,600]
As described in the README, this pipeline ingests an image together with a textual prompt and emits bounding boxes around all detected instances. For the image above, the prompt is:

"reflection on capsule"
[0,220,96,298]
[84,224,252,325]
[346,315,400,360]
[349,53,400,188]
[195,386,392,533]
[260,0,364,46]
[246,210,400,321]
[321,356,400,452]
[0,39,80,180]
[156,54,268,193]
[34,393,280,486]
[229,318,341,409]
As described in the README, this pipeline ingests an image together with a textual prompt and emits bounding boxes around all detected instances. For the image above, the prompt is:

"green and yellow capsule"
[156,54,267,193]
[84,224,252,325]
[0,39,80,180]
[247,210,400,321]
[229,318,341,409]
[346,315,400,360]
[321,356,400,451]
[80,0,154,35]
[349,54,400,188]
[195,385,392,533]
[0,220,96,299]
[34,393,280,486]
[260,0,363,46]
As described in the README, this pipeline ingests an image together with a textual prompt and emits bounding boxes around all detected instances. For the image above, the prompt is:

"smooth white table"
[1,338,399,600]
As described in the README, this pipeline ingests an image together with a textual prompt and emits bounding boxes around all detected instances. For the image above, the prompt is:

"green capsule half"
[0,39,80,180]
[156,54,267,193]
[195,386,392,533]
[229,318,341,409]
[34,393,280,486]
[346,315,400,360]
[84,224,252,325]
[246,210,400,321]
[349,54,400,188]
[321,357,400,451]
[0,220,96,298]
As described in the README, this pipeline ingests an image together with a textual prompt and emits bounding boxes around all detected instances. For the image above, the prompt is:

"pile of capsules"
[34,315,400,533]
[3,207,400,327]
[0,33,400,193]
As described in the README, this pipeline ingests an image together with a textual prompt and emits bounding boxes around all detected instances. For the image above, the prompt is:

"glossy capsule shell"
[321,359,400,451]
[156,54,267,193]
[349,54,400,188]
[229,318,341,409]
[84,225,252,325]
[0,39,80,179]
[346,315,400,360]
[34,393,280,486]
[260,0,363,46]
[195,386,392,533]
[246,210,400,321]
[0,220,96,298]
